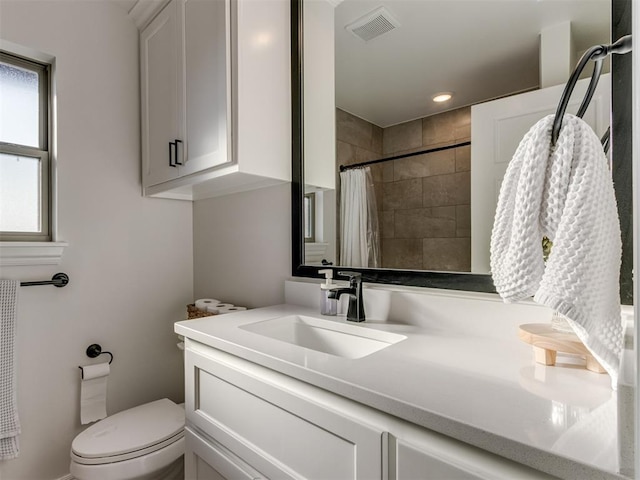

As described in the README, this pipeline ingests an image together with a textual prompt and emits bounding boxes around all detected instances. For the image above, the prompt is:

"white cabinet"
[140,0,290,201]
[183,339,554,480]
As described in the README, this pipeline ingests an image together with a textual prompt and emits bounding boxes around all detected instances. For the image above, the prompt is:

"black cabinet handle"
[175,139,183,165]
[169,141,177,167]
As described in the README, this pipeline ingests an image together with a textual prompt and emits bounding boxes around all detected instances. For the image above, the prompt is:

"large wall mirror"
[292,0,632,302]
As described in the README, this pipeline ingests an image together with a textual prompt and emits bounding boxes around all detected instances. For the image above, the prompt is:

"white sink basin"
[239,314,406,359]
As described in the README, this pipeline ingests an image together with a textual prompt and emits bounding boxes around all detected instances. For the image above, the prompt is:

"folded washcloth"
[491,114,623,388]
[0,280,20,459]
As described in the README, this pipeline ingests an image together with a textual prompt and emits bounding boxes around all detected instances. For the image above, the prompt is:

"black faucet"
[328,271,365,322]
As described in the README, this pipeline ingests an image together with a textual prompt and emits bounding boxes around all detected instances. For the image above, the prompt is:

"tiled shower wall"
[336,107,471,271]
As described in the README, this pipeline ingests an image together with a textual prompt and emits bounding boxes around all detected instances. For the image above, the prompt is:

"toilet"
[70,398,185,480]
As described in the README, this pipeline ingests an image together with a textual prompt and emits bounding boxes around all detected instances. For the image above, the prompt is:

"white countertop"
[175,302,626,480]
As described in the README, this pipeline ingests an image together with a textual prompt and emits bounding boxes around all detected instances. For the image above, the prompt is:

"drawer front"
[185,426,264,480]
[185,346,383,479]
[396,440,483,480]
[392,436,555,480]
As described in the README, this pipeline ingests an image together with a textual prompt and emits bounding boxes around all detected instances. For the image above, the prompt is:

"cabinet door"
[141,0,182,188]
[185,426,264,480]
[181,0,232,176]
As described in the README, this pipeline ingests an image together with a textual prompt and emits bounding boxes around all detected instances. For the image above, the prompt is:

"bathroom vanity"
[175,281,629,480]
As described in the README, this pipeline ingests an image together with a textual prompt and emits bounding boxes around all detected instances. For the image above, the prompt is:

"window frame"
[0,50,51,242]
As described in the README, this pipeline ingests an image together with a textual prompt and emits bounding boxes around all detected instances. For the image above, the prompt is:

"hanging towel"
[0,280,20,459]
[490,114,623,387]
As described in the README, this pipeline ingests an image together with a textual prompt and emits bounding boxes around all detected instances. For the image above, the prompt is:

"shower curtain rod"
[339,140,471,172]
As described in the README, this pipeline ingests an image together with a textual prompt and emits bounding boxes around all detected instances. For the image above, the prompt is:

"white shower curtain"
[340,167,380,268]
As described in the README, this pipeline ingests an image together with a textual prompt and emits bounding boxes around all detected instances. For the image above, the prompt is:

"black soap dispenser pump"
[319,269,337,316]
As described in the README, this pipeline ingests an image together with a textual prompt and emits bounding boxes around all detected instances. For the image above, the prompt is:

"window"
[0,51,51,241]
[304,192,315,243]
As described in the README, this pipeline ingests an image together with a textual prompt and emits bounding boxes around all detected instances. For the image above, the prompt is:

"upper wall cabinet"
[140,0,291,201]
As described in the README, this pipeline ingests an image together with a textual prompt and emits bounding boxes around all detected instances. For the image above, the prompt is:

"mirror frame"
[291,0,632,302]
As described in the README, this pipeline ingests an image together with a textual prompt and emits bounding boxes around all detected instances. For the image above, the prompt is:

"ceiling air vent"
[345,6,400,42]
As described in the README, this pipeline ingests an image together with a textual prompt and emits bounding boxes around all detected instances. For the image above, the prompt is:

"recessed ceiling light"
[432,92,453,103]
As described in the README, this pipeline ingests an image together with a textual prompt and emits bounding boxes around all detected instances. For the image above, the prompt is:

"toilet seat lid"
[72,398,184,459]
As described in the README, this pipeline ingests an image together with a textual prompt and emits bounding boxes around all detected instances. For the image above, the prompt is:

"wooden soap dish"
[518,323,606,374]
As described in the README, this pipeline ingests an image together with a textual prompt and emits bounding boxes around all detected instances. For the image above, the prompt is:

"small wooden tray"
[518,323,606,374]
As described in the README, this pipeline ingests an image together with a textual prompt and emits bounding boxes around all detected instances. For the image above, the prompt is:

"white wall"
[0,2,193,478]
[193,183,290,308]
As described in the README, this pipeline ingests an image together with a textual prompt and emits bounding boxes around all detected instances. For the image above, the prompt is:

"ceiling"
[334,0,611,127]
[115,0,611,128]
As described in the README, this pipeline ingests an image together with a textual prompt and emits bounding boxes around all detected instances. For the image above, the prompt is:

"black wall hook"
[551,34,632,148]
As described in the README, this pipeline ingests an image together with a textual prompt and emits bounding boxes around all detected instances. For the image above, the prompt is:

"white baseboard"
[55,475,74,480]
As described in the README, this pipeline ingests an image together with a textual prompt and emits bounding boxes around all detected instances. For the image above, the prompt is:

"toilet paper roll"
[195,299,220,310]
[213,303,234,309]
[217,306,247,315]
[205,305,220,314]
[80,362,110,425]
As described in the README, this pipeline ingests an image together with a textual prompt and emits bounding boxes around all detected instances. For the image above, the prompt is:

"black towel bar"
[20,273,69,288]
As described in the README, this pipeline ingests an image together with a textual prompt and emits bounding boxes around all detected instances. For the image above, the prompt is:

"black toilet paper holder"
[85,344,114,364]
[78,344,114,378]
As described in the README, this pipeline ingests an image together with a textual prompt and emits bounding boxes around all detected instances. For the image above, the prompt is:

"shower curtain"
[340,167,381,268]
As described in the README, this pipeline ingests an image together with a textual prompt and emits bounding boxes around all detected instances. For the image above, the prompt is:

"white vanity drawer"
[185,342,384,479]
[185,426,264,480]
[395,438,484,479]
[389,429,555,480]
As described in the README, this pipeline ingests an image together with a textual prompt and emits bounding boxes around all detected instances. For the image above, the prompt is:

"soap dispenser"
[319,269,338,316]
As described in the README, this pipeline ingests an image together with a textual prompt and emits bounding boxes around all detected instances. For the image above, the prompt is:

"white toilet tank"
[70,398,185,480]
